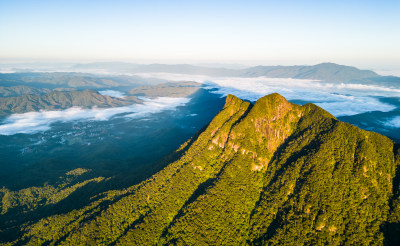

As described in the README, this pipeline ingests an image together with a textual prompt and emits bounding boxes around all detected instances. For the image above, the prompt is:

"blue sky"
[0,0,399,69]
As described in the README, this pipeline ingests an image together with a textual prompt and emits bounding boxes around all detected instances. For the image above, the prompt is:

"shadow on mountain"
[0,88,225,244]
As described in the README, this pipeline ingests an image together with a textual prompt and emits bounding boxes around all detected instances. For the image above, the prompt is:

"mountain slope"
[0,72,127,88]
[0,90,141,116]
[0,85,50,97]
[4,94,400,245]
[248,105,396,245]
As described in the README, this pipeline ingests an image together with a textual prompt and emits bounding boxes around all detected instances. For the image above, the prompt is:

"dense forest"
[1,93,400,245]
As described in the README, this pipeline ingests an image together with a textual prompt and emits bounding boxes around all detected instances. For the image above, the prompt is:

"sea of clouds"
[134,73,399,117]
[0,97,189,135]
[1,72,399,136]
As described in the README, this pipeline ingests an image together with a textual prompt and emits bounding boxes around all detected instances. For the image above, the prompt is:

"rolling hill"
[0,90,141,116]
[0,85,50,97]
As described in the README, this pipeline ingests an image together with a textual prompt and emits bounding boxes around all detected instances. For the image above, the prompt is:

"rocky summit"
[4,93,400,245]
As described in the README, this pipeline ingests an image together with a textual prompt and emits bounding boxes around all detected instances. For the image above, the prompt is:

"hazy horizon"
[1,59,400,77]
[1,0,399,72]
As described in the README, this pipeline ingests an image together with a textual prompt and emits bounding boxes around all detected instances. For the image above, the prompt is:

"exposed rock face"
[8,93,400,246]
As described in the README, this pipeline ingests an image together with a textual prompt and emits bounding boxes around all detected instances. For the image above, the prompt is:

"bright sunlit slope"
[5,93,399,245]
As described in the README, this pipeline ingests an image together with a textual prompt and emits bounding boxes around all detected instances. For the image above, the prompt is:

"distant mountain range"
[239,62,379,81]
[73,62,389,83]
[1,63,398,90]
[3,93,399,245]
[0,72,125,88]
[0,72,169,89]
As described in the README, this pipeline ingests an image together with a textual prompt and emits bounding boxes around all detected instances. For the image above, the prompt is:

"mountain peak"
[9,93,400,245]
[223,94,245,108]
[254,93,291,108]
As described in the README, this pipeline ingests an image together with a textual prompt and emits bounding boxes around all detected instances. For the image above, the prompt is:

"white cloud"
[384,116,400,128]
[315,97,394,117]
[134,73,398,117]
[99,90,126,98]
[0,70,16,74]
[0,97,189,135]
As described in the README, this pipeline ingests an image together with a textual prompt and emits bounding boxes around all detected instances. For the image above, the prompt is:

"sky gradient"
[0,0,399,69]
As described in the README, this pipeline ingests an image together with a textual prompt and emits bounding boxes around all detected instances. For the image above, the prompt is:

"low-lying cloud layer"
[99,90,126,98]
[0,97,189,135]
[135,73,398,117]
[384,117,400,128]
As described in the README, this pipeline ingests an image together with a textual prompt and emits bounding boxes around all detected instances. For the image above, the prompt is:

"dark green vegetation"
[338,105,400,143]
[2,93,400,245]
[0,88,226,244]
[0,90,141,116]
